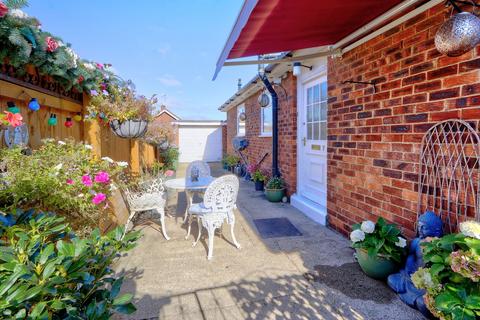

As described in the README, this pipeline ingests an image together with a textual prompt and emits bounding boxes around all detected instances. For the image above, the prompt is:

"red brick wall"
[327,4,480,238]
[225,72,297,195]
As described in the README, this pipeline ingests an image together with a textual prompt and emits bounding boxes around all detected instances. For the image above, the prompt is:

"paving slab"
[114,163,424,320]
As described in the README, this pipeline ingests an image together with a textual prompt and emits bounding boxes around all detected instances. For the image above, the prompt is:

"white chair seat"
[129,192,165,210]
[189,203,212,215]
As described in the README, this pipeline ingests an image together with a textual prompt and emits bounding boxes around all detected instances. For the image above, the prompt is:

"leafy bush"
[350,218,407,263]
[0,209,140,319]
[251,169,268,182]
[0,139,127,232]
[160,146,179,171]
[224,154,240,167]
[265,176,284,190]
[412,221,480,320]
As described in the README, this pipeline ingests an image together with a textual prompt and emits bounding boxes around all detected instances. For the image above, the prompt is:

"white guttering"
[174,120,225,126]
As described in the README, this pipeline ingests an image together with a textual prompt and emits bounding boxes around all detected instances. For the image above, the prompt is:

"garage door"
[178,125,223,163]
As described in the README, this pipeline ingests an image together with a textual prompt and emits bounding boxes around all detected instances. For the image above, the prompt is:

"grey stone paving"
[114,163,424,320]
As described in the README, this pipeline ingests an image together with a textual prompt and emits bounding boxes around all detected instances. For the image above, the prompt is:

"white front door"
[298,77,328,208]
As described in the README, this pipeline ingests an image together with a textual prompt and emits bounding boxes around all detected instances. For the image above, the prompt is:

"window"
[237,105,245,136]
[261,93,272,136]
[306,81,327,141]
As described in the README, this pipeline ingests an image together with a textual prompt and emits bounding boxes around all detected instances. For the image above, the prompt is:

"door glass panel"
[313,103,320,121]
[321,82,328,101]
[320,122,327,140]
[307,123,312,139]
[320,102,327,121]
[313,85,320,103]
[307,88,313,105]
[313,122,319,140]
[307,105,312,122]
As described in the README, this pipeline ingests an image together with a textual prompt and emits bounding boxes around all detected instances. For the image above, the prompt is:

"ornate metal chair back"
[186,160,211,178]
[203,175,239,212]
[417,119,480,233]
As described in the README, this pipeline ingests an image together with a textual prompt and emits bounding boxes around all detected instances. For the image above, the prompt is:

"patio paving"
[114,163,424,320]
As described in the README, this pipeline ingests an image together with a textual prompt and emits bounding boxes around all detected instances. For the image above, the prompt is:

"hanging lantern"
[48,114,57,126]
[64,117,73,128]
[258,92,270,108]
[435,12,480,57]
[239,112,246,121]
[7,101,20,114]
[73,112,82,122]
[28,98,40,111]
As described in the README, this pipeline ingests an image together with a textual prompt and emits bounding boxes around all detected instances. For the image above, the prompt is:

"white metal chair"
[183,161,211,222]
[122,177,170,240]
[189,175,241,260]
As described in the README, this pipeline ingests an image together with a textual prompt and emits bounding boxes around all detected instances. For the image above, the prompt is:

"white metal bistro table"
[164,176,214,238]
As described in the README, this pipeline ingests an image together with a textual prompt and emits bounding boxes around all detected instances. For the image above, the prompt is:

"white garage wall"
[178,124,223,163]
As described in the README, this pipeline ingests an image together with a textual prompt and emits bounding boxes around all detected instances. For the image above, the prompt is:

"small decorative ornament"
[64,117,73,128]
[48,114,57,126]
[435,11,480,57]
[258,91,270,108]
[73,112,82,122]
[282,196,288,203]
[7,101,20,114]
[4,123,29,148]
[239,112,246,121]
[28,98,40,111]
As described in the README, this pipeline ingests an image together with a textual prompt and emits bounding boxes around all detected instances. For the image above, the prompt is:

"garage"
[176,121,224,163]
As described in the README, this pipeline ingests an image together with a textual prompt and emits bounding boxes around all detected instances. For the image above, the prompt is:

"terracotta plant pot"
[254,180,264,191]
[265,188,284,202]
[110,119,148,139]
[355,248,398,279]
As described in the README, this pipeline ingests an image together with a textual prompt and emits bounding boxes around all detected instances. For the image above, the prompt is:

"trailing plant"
[412,221,480,320]
[0,139,128,233]
[265,176,284,190]
[160,146,179,171]
[350,218,407,263]
[0,209,140,319]
[0,0,116,93]
[87,85,156,123]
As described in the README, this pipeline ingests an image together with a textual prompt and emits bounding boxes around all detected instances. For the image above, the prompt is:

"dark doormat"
[253,217,303,239]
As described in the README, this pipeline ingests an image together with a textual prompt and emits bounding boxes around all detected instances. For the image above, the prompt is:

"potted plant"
[88,86,156,139]
[350,218,406,279]
[251,169,267,191]
[222,155,229,170]
[265,176,285,202]
[225,155,239,172]
[411,221,480,319]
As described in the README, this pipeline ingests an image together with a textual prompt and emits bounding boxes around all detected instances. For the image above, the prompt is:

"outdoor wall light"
[292,62,312,77]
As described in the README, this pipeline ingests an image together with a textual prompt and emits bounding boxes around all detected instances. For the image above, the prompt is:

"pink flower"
[66,179,74,185]
[96,63,104,70]
[81,175,93,187]
[92,193,106,205]
[4,111,22,127]
[0,2,9,17]
[94,171,110,184]
[45,36,59,53]
[165,170,174,177]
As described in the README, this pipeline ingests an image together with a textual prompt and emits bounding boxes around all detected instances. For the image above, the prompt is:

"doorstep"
[290,193,327,226]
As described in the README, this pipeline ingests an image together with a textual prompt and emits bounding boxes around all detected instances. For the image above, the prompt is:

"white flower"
[109,184,117,191]
[459,221,480,239]
[395,237,407,248]
[350,229,365,243]
[84,144,93,150]
[84,62,96,71]
[78,193,84,198]
[101,156,114,164]
[57,140,66,145]
[361,220,375,234]
[65,47,79,68]
[9,9,29,19]
[53,163,63,171]
[116,161,128,167]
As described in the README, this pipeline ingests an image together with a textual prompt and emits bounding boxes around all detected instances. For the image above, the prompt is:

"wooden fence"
[0,79,157,172]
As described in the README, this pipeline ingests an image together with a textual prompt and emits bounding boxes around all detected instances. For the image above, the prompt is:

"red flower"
[45,36,59,53]
[4,111,22,127]
[0,2,8,18]
[78,75,84,84]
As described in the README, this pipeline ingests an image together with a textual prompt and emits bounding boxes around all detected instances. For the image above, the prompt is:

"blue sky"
[25,1,257,120]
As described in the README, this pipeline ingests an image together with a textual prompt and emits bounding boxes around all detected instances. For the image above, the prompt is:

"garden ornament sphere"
[239,112,246,121]
[258,92,270,108]
[28,98,40,111]
[435,12,480,57]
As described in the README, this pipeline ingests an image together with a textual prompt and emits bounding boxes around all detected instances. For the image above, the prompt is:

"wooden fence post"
[130,139,140,174]
[82,93,102,158]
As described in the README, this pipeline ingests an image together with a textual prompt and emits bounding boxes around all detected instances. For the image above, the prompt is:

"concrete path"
[114,164,424,320]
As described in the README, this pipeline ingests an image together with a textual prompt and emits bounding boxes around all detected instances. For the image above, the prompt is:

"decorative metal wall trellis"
[417,119,480,233]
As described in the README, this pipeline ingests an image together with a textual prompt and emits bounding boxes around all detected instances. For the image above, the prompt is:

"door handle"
[302,137,306,146]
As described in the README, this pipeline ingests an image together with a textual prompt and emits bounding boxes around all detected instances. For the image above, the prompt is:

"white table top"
[164,176,214,191]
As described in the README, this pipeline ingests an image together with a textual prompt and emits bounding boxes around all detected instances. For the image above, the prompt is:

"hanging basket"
[109,119,148,139]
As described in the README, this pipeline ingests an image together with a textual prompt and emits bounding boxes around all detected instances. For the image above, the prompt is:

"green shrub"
[266,176,284,190]
[412,221,480,320]
[225,155,240,167]
[160,146,179,170]
[0,209,140,319]
[251,170,267,182]
[0,139,126,232]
